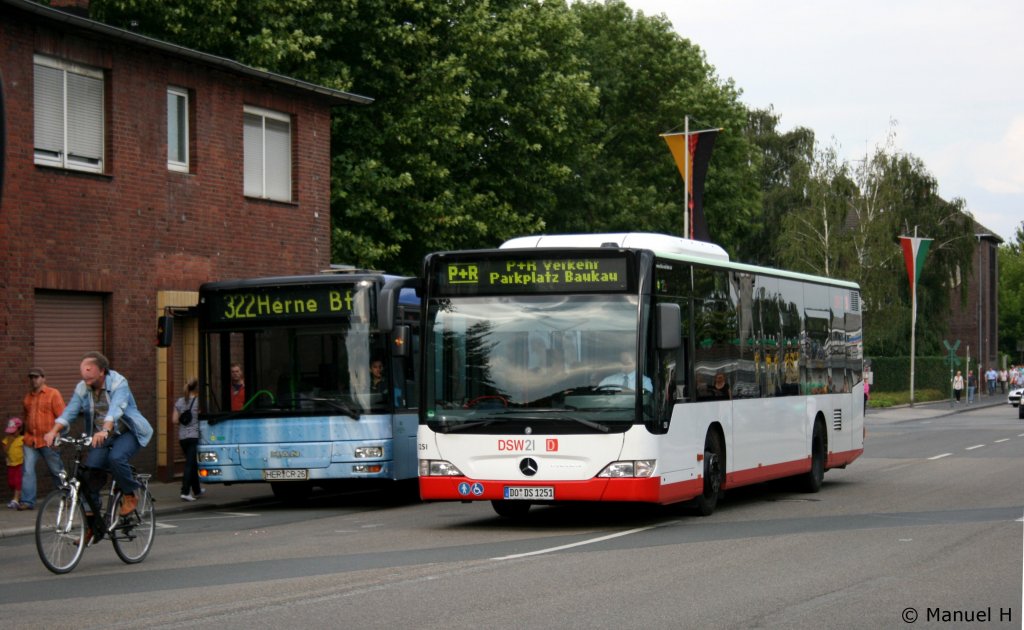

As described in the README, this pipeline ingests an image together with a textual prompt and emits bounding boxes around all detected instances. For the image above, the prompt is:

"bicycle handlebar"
[53,434,93,447]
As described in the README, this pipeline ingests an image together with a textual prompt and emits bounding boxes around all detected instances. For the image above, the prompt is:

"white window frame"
[167,86,190,173]
[33,54,105,173]
[243,105,292,202]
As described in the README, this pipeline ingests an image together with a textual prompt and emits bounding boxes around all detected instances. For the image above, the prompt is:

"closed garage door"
[34,292,104,401]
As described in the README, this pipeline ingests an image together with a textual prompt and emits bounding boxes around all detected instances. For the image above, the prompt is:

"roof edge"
[3,0,373,106]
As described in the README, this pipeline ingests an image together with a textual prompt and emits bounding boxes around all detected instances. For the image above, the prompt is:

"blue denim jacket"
[55,369,154,448]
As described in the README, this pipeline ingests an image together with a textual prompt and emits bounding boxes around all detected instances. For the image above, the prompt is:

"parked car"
[1008,385,1022,408]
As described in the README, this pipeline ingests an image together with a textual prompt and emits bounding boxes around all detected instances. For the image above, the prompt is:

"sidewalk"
[866,394,1006,424]
[0,477,275,539]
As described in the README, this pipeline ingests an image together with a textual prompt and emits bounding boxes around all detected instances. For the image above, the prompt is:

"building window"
[243,106,292,201]
[167,87,190,172]
[33,55,104,173]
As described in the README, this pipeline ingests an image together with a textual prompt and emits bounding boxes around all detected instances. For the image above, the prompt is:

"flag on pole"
[662,128,719,242]
[899,236,933,294]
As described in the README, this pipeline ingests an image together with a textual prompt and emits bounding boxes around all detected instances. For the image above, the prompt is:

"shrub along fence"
[868,356,958,393]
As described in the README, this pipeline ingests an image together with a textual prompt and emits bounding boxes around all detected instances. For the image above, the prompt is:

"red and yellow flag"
[663,129,719,242]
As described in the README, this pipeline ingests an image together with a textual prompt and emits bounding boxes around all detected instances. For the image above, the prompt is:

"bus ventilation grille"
[850,291,860,312]
[832,409,843,432]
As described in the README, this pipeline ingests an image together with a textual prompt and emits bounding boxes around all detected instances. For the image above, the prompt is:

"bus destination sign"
[438,256,629,295]
[207,285,363,324]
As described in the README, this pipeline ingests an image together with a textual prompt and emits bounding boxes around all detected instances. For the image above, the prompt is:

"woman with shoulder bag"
[174,379,203,501]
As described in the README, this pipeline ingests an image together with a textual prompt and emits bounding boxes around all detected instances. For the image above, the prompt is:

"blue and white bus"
[197,272,419,500]
[418,233,864,517]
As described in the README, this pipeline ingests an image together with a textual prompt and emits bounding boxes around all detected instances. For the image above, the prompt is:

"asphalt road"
[2,404,1021,629]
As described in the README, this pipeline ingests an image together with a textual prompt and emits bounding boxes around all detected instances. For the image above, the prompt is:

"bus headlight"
[199,452,218,463]
[354,446,383,458]
[598,460,656,478]
[419,459,464,477]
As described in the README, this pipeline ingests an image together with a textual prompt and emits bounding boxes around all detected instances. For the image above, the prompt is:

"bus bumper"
[419,475,703,505]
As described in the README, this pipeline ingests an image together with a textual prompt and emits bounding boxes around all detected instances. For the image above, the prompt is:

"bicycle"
[34,434,156,574]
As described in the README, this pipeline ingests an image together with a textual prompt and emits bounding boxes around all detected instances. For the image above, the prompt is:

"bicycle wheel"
[35,490,87,574]
[112,490,155,564]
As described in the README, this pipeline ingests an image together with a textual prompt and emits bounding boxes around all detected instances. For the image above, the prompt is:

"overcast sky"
[622,0,1023,243]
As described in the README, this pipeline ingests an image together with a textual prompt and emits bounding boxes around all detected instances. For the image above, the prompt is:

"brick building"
[0,0,371,483]
[948,226,1002,384]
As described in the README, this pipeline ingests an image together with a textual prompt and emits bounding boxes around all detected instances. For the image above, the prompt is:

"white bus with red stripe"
[418,233,864,518]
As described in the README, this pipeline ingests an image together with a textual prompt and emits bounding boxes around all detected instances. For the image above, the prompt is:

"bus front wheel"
[491,500,531,519]
[271,481,313,503]
[692,430,724,516]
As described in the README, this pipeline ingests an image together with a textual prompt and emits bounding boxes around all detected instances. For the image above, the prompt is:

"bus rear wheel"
[491,500,531,519]
[691,430,724,516]
[271,481,313,503]
[798,422,826,493]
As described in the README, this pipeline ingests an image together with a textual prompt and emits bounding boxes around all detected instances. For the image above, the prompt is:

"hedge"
[868,356,964,393]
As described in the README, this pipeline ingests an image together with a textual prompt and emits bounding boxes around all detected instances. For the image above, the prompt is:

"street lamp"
[975,233,992,392]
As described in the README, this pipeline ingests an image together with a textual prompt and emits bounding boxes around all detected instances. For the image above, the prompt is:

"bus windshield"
[203,323,389,418]
[425,293,647,431]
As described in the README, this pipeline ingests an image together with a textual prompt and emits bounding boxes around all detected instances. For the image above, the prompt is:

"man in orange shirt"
[19,367,65,510]
[230,362,245,411]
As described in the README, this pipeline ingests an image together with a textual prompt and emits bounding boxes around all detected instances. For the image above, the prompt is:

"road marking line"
[994,438,1010,443]
[157,511,259,524]
[492,524,665,560]
[965,444,985,450]
[928,453,952,460]
[155,522,178,529]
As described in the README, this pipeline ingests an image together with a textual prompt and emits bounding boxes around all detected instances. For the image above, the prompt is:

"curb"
[0,490,275,540]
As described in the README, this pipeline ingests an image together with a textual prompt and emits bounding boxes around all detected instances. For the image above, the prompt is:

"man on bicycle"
[43,352,153,521]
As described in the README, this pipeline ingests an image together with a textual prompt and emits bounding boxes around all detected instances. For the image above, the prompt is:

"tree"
[776,143,857,278]
[569,1,760,256]
[741,107,815,265]
[999,221,1024,360]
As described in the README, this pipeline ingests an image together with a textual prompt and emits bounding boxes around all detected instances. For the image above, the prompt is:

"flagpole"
[910,265,917,406]
[898,228,931,407]
[683,115,690,239]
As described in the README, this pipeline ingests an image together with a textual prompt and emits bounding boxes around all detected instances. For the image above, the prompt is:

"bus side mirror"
[392,325,410,358]
[657,303,680,350]
[156,315,173,348]
[378,278,420,332]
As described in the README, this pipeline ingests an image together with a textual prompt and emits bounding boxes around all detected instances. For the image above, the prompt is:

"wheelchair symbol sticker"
[471,482,484,496]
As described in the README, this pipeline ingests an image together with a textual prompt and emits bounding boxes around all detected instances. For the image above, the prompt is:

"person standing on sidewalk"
[953,370,964,403]
[967,370,976,404]
[19,367,65,511]
[174,378,203,501]
[2,418,25,508]
[998,368,1008,394]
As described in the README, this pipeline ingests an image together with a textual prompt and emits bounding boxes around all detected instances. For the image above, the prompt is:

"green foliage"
[88,0,761,273]
[999,222,1024,358]
[85,0,987,358]
[869,356,960,394]
[741,107,814,265]
[569,2,761,255]
[868,389,946,408]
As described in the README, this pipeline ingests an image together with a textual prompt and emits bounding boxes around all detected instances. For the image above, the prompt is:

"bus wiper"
[438,417,504,433]
[277,395,361,420]
[309,398,361,420]
[510,412,612,433]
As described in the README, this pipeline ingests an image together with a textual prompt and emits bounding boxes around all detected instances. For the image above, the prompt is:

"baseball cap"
[5,418,22,434]
[28,367,45,377]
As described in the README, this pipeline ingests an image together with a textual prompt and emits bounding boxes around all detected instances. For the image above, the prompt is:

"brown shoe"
[119,493,138,516]
[83,528,93,546]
